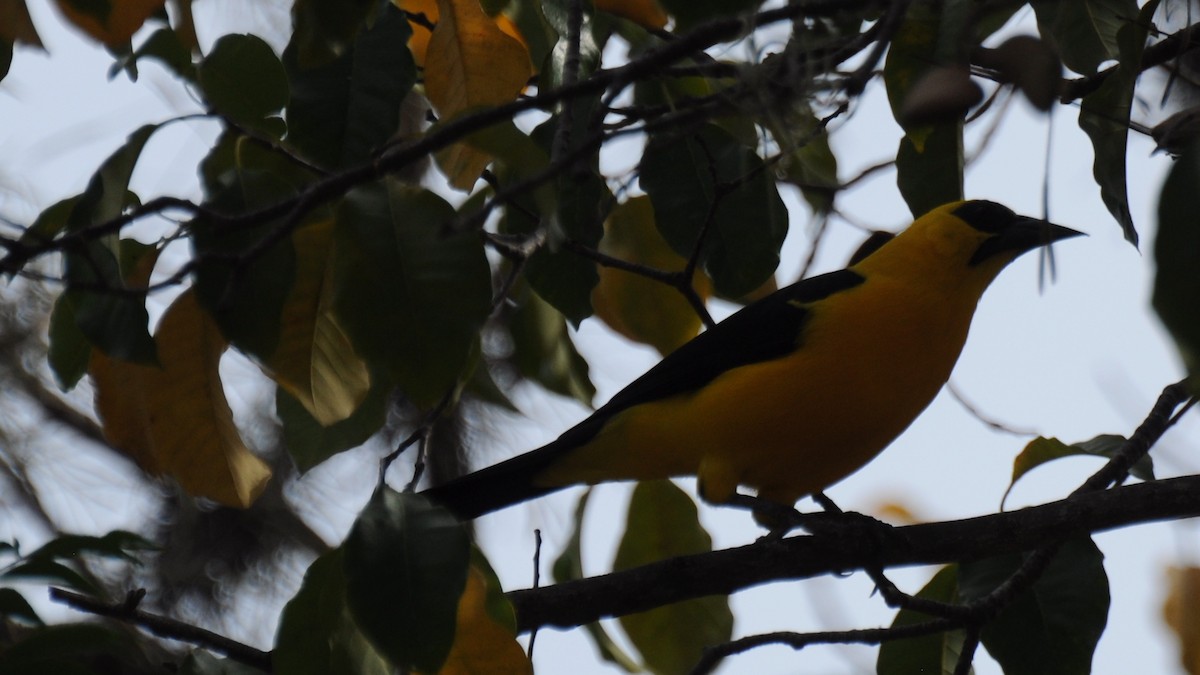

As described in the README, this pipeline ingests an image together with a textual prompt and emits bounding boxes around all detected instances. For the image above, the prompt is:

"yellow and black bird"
[424,200,1082,520]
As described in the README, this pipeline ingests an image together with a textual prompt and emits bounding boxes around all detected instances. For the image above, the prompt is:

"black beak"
[969,216,1085,266]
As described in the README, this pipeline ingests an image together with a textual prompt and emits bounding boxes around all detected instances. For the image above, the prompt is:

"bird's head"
[853,200,1084,294]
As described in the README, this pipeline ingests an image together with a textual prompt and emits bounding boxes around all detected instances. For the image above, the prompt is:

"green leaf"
[551,489,642,672]
[959,537,1110,675]
[490,112,609,326]
[0,588,43,627]
[25,530,154,564]
[1003,435,1154,507]
[284,3,416,169]
[1,559,100,596]
[508,283,595,406]
[111,27,196,82]
[656,0,759,31]
[1076,0,1158,246]
[19,196,79,249]
[877,565,971,675]
[773,106,840,214]
[199,34,289,133]
[0,623,133,675]
[275,548,391,675]
[192,166,297,357]
[290,0,379,69]
[59,125,161,364]
[641,124,787,297]
[333,182,492,408]
[614,480,733,675]
[180,650,270,675]
[63,236,158,365]
[344,489,470,674]
[1,39,11,82]
[895,123,963,218]
[1154,141,1200,375]
[542,0,601,90]
[1030,0,1138,75]
[883,1,965,217]
[276,374,391,473]
[47,293,92,391]
[69,123,158,232]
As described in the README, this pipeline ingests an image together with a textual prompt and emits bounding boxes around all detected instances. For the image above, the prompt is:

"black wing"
[558,268,866,448]
[422,268,865,519]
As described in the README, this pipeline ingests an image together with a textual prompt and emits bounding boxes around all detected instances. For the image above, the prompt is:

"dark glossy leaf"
[56,125,161,363]
[47,292,91,390]
[63,236,158,365]
[508,284,595,406]
[333,182,491,408]
[111,27,195,82]
[895,124,963,218]
[1003,435,1154,507]
[1,39,11,83]
[276,374,391,472]
[180,649,270,675]
[199,34,288,132]
[883,1,965,217]
[192,169,298,362]
[284,3,416,169]
[19,196,78,249]
[68,124,157,233]
[959,537,1109,675]
[877,566,970,675]
[1076,0,1159,246]
[0,623,132,675]
[542,0,601,90]
[344,488,470,673]
[773,106,840,214]
[641,124,787,297]
[0,588,42,626]
[490,112,609,325]
[614,480,733,675]
[1030,0,1138,75]
[275,548,390,675]
[657,0,759,31]
[26,530,154,563]
[290,0,379,68]
[1,559,99,596]
[1155,141,1200,375]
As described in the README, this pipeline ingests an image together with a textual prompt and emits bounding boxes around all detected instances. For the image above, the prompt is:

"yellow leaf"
[594,0,668,29]
[592,196,711,356]
[427,567,532,675]
[424,0,532,189]
[1165,566,1200,675]
[266,219,371,426]
[396,0,526,68]
[92,291,271,507]
[54,0,166,47]
[0,0,44,47]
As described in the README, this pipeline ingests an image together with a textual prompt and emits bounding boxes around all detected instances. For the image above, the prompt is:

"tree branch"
[509,473,1200,632]
[49,588,273,671]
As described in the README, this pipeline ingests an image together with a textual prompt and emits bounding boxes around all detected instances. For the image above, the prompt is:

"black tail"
[421,440,570,520]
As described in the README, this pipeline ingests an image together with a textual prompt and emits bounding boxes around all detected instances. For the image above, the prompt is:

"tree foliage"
[1,0,1200,674]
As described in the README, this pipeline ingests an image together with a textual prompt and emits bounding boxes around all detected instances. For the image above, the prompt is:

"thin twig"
[50,587,273,672]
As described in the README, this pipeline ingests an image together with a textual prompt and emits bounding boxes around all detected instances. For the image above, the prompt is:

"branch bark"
[509,473,1200,632]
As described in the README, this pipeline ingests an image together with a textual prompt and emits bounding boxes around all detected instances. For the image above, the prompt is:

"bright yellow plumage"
[425,200,1082,519]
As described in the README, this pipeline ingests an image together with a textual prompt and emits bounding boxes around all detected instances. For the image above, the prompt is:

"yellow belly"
[536,275,978,507]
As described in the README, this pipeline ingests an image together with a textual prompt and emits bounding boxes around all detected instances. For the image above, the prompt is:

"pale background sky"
[1,2,1197,674]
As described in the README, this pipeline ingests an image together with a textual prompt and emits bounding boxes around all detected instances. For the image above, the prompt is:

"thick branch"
[509,474,1200,632]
